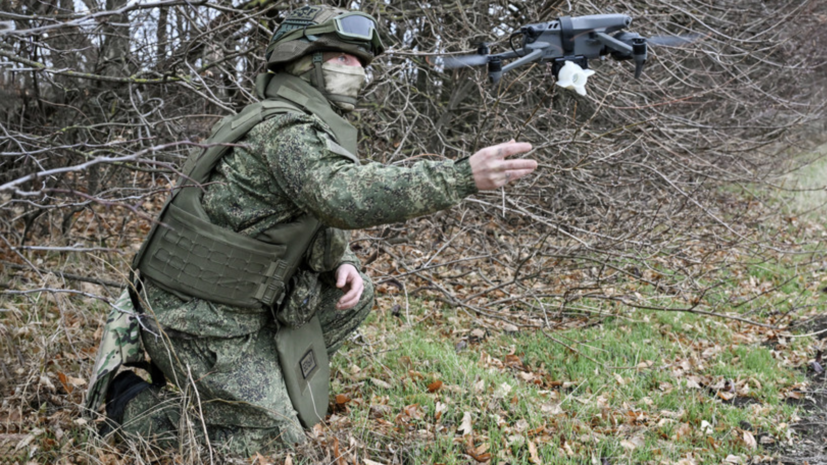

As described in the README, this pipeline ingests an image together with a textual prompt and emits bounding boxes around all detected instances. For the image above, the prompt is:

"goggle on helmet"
[266,6,385,68]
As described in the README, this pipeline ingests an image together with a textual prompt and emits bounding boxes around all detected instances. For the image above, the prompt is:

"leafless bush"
[2,0,827,462]
[1,0,826,351]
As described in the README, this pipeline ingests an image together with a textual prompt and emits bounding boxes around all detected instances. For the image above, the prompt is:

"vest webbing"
[132,99,322,309]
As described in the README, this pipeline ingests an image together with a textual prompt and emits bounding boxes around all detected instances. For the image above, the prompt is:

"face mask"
[320,61,366,112]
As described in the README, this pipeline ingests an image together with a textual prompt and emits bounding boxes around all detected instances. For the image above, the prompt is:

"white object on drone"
[555,61,595,96]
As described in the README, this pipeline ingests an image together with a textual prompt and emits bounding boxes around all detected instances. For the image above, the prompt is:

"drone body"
[442,14,693,95]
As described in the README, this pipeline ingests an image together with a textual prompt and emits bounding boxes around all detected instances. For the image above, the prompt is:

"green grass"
[329,295,812,464]
[781,144,827,217]
[319,142,827,464]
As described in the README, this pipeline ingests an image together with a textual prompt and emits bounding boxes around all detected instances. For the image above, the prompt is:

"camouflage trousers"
[118,270,374,456]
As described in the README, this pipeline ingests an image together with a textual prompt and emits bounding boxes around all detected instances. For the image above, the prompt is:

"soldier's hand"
[469,140,536,191]
[335,263,364,310]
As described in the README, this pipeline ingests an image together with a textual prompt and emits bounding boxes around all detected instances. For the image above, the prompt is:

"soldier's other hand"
[469,140,536,191]
[335,263,364,310]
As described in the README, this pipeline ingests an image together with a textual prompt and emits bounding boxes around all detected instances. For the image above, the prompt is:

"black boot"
[99,371,151,437]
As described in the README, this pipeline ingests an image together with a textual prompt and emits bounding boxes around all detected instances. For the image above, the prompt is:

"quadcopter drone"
[440,14,696,96]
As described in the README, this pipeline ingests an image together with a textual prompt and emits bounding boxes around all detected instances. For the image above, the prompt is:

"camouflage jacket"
[145,107,478,338]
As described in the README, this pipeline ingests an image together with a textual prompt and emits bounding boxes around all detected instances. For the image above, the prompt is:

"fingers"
[500,159,538,171]
[485,141,533,160]
[469,140,537,191]
[336,280,363,310]
[336,265,364,310]
[336,269,348,288]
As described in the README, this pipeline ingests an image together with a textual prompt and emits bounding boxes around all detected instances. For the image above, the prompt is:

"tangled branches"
[1,0,826,326]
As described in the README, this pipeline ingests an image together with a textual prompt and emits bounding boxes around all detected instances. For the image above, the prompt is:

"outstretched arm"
[266,116,536,229]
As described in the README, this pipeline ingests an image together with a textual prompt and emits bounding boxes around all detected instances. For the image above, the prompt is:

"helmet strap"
[311,52,326,96]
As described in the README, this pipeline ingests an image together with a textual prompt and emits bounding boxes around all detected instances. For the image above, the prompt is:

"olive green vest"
[132,73,359,309]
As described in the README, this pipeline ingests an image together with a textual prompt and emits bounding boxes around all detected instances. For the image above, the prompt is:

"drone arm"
[594,32,632,56]
[501,48,544,73]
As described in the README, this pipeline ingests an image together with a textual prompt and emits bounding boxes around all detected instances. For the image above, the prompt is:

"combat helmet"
[265,5,385,68]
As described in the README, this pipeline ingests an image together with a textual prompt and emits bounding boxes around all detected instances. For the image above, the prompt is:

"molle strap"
[138,196,290,308]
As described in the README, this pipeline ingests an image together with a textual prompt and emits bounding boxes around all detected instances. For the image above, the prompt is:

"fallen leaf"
[528,439,542,464]
[541,403,563,415]
[504,354,523,368]
[251,452,272,465]
[759,435,775,444]
[473,379,485,393]
[743,431,757,450]
[675,423,692,440]
[620,436,644,450]
[370,378,392,389]
[427,380,443,393]
[39,375,55,392]
[333,437,345,465]
[458,411,473,436]
[57,372,73,394]
[493,382,512,398]
[335,394,351,405]
[14,430,40,452]
[434,401,447,421]
[13,435,34,452]
[502,323,519,333]
[363,460,386,465]
[369,404,391,419]
[465,439,491,463]
[700,420,713,435]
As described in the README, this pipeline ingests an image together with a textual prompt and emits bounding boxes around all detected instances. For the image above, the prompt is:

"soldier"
[86,4,536,455]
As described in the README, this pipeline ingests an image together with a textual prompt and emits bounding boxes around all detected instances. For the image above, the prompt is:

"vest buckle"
[255,260,288,307]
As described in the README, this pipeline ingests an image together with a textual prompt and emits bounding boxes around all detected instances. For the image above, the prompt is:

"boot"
[98,371,151,437]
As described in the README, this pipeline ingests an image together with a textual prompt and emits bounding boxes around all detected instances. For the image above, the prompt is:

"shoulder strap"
[180,99,302,183]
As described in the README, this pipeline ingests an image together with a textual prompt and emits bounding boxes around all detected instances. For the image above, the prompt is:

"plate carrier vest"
[131,72,359,309]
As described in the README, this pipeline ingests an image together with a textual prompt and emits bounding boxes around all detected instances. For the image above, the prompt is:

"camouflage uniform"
[117,102,478,454]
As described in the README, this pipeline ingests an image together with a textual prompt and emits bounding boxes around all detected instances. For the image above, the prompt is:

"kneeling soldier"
[86,4,536,455]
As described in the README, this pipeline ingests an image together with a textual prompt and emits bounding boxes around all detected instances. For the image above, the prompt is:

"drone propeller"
[441,54,490,69]
[647,34,701,47]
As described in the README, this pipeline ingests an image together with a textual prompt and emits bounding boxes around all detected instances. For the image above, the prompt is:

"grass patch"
[781,144,827,217]
[330,297,811,464]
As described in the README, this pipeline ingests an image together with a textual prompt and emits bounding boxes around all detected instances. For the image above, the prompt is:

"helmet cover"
[265,5,384,69]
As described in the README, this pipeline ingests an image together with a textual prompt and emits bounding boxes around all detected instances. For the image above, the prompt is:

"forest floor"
[2,141,827,464]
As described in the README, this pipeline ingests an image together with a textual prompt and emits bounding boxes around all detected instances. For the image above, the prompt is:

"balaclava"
[285,53,366,112]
